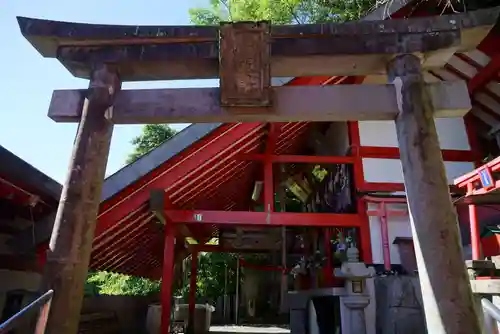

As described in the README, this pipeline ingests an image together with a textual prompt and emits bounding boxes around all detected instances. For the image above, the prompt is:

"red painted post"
[467,183,481,260]
[34,294,52,334]
[324,228,333,286]
[188,249,198,332]
[161,224,176,334]
[348,121,373,263]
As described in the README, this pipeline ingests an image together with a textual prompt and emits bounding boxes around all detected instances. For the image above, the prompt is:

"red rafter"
[92,213,155,257]
[236,154,355,164]
[93,231,156,269]
[469,56,500,93]
[97,123,264,233]
[167,130,265,199]
[174,161,254,206]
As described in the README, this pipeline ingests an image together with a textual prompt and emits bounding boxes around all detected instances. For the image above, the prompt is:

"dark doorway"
[1,291,25,333]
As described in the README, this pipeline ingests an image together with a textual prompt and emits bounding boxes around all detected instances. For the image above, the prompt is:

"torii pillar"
[42,64,120,334]
[388,54,480,333]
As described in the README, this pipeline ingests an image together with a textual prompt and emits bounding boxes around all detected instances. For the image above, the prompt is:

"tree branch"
[288,3,303,24]
[220,0,233,20]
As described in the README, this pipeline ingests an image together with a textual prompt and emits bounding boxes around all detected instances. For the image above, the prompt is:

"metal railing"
[0,290,53,334]
[482,298,500,333]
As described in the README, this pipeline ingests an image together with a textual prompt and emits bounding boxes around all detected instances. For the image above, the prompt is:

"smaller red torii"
[454,156,500,260]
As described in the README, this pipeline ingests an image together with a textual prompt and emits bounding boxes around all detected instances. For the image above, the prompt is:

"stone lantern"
[334,246,375,334]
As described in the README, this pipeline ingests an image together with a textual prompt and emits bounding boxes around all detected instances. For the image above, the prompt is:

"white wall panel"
[368,203,411,265]
[359,118,470,150]
[362,158,475,184]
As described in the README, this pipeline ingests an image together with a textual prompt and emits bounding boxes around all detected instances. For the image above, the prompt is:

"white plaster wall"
[359,118,474,185]
[368,203,411,265]
[359,118,470,150]
[362,158,475,185]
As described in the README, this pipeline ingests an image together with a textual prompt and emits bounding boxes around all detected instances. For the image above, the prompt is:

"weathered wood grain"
[219,21,271,107]
[389,54,480,334]
[42,64,121,334]
[48,81,471,123]
[17,7,499,80]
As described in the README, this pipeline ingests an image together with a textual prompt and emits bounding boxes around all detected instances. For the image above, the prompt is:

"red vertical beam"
[467,183,481,260]
[36,243,48,269]
[348,121,372,263]
[161,223,176,334]
[264,123,279,213]
[188,249,198,331]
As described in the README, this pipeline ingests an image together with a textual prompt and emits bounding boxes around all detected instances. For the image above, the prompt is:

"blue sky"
[1,0,217,183]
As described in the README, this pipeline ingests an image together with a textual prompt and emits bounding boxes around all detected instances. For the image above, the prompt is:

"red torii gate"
[454,156,500,261]
[16,6,500,334]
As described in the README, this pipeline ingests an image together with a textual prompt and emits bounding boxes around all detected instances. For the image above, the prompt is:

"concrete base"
[286,285,376,334]
[470,280,500,294]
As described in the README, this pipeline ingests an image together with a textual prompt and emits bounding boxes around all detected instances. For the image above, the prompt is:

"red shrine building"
[4,0,500,333]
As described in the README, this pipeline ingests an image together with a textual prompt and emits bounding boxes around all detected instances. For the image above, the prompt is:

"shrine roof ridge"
[16,7,500,80]
[0,145,62,202]
[101,123,221,202]
[17,8,498,57]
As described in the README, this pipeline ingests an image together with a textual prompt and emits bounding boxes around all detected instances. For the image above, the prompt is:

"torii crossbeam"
[17,6,500,334]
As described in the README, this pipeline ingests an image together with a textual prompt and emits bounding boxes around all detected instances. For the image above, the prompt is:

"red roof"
[92,121,315,278]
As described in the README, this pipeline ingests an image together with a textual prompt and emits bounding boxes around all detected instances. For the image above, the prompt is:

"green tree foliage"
[126,124,178,164]
[189,0,500,26]
[194,252,239,301]
[177,252,274,303]
[189,0,379,25]
[85,271,161,296]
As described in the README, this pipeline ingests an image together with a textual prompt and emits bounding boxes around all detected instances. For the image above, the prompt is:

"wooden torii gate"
[17,7,500,334]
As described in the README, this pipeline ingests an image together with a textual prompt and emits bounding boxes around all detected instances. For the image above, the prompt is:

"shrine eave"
[17,7,500,81]
[100,123,221,202]
[0,145,62,203]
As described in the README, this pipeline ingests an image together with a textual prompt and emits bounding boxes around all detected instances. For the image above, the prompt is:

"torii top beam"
[17,7,500,81]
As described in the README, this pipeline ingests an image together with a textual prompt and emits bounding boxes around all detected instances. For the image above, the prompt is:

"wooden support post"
[278,177,287,313]
[264,124,278,214]
[42,64,120,334]
[188,250,198,333]
[379,202,392,272]
[467,183,482,260]
[388,54,480,334]
[161,224,176,334]
[324,228,333,286]
[235,257,240,325]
